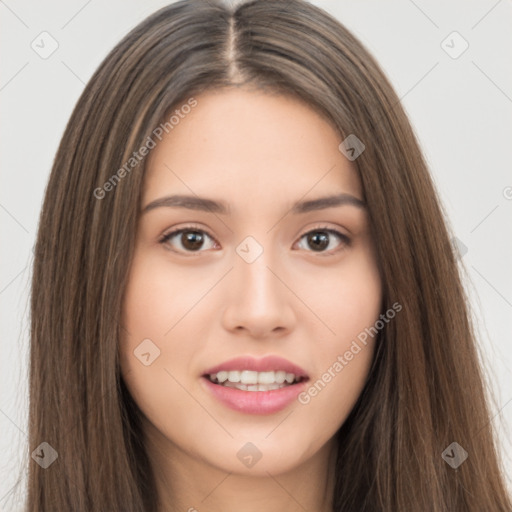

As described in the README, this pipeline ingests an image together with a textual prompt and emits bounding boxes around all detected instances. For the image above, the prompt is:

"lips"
[201,355,309,415]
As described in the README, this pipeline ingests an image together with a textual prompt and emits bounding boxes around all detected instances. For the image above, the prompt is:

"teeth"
[219,381,288,391]
[285,373,295,383]
[217,371,228,383]
[227,370,240,382]
[258,371,275,384]
[275,371,286,384]
[208,370,301,388]
[240,370,258,384]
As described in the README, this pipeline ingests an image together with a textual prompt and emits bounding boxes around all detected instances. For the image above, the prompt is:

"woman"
[26,0,511,510]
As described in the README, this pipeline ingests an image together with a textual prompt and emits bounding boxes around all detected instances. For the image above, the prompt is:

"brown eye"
[160,228,217,254]
[305,232,329,251]
[179,230,206,251]
[296,228,350,254]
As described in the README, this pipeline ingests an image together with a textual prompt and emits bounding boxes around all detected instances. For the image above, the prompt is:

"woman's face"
[120,88,382,476]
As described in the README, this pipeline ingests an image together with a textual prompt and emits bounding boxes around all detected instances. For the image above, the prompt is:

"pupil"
[182,231,203,250]
[308,232,329,251]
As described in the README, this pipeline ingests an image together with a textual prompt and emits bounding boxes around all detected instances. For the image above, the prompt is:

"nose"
[221,247,297,340]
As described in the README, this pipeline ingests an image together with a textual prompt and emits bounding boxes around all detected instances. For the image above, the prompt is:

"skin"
[119,88,382,512]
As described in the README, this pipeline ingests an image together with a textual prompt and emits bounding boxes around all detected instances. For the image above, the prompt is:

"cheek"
[118,256,201,399]
[296,247,382,420]
[303,243,382,348]
[121,256,192,335]
[119,252,219,358]
[118,258,204,443]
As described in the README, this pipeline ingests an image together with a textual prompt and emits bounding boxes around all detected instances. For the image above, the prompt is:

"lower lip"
[201,377,308,415]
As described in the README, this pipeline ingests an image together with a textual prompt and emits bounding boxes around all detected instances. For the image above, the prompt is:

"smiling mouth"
[205,370,306,392]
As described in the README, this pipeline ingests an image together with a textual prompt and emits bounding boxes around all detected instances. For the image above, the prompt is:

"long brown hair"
[23,0,511,510]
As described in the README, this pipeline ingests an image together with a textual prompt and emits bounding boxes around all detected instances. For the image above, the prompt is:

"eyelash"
[158,223,351,256]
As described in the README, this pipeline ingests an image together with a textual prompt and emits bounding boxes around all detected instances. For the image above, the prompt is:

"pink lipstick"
[201,355,309,415]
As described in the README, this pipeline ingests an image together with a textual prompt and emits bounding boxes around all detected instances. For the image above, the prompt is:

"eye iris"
[182,230,204,251]
[308,231,329,251]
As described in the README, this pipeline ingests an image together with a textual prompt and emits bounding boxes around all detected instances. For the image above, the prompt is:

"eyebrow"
[141,193,366,215]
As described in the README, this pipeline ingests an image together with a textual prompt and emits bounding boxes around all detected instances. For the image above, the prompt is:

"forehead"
[143,88,363,207]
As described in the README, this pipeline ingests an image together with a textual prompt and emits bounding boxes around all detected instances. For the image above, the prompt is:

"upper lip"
[203,355,309,378]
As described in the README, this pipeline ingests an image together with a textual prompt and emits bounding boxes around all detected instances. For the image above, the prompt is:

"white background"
[1,0,511,509]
